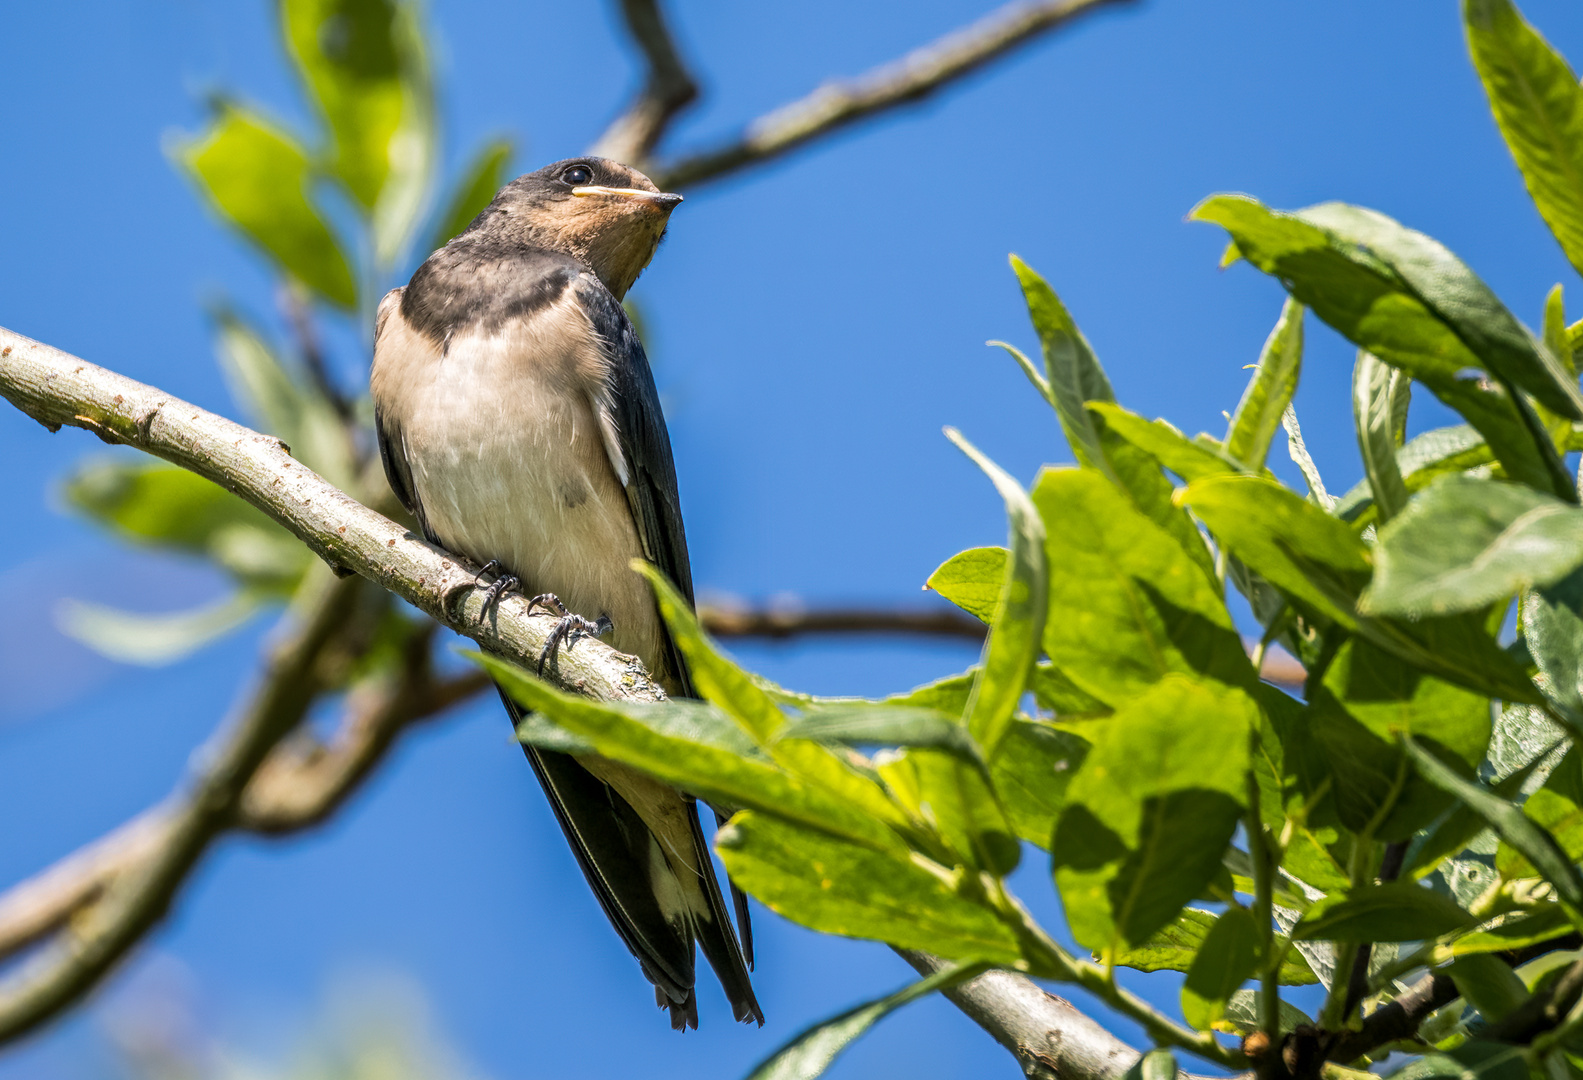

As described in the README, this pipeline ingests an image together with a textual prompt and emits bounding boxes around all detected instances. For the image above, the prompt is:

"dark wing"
[573,276,696,697]
[574,274,759,972]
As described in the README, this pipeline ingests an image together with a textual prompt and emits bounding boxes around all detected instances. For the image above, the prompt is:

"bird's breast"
[375,300,664,674]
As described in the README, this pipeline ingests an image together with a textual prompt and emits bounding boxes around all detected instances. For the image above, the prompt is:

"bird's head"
[471,157,682,299]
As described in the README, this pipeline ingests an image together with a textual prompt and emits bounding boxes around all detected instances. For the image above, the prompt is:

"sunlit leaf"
[1182,907,1261,1031]
[926,546,1006,624]
[55,591,266,666]
[1112,908,1317,984]
[1226,298,1304,470]
[990,720,1089,850]
[1354,350,1410,523]
[1291,881,1475,941]
[177,103,356,308]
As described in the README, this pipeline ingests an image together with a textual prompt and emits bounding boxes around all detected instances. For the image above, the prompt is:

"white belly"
[393,326,665,676]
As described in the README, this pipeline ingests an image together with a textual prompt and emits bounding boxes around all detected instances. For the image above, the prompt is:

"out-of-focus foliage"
[59,0,510,665]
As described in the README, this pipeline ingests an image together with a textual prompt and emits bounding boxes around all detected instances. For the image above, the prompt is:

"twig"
[276,282,350,420]
[648,0,1136,189]
[699,602,986,642]
[590,0,700,165]
[0,325,667,708]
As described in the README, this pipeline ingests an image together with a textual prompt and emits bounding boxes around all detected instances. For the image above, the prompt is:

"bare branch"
[896,950,1227,1080]
[700,601,986,642]
[0,325,667,708]
[589,0,700,165]
[648,0,1135,189]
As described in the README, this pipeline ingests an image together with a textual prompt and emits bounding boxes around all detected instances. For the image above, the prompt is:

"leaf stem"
[1246,756,1281,1045]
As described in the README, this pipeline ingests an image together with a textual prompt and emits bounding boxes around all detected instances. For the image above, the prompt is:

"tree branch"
[648,0,1136,190]
[897,950,1228,1080]
[589,0,700,165]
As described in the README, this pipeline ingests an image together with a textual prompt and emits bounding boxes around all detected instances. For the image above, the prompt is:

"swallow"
[369,157,760,1029]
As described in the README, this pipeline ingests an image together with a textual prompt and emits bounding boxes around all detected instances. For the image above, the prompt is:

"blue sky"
[4,1,1583,1078]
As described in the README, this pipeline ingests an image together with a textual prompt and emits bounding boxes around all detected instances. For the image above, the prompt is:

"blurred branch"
[277,283,350,420]
[648,0,1135,189]
[700,601,986,642]
[590,0,700,165]
[897,950,1226,1080]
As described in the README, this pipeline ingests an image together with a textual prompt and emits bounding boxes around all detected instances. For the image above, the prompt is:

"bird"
[369,156,760,1030]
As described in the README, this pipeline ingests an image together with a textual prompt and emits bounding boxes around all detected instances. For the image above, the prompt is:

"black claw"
[526,592,567,617]
[472,560,519,622]
[536,609,614,676]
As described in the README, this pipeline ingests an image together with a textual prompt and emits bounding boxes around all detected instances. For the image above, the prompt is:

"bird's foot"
[527,593,613,675]
[473,560,520,621]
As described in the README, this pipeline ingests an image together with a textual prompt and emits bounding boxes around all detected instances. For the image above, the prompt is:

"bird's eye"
[562,165,594,186]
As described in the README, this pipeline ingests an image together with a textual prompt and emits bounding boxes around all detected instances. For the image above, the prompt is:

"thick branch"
[897,950,1225,1080]
[589,0,700,165]
[0,326,666,707]
[649,0,1135,189]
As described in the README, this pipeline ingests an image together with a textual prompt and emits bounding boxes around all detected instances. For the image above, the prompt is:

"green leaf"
[1528,568,1583,715]
[1010,255,1117,476]
[1178,474,1372,627]
[1032,468,1253,707]
[1391,1040,1530,1080]
[1052,676,1255,951]
[1404,736,1583,910]
[1291,881,1475,941]
[1465,0,1583,280]
[1333,423,1494,526]
[177,103,356,308]
[883,670,976,716]
[1191,194,1575,497]
[1448,953,1532,1021]
[989,720,1089,850]
[1404,743,1558,878]
[1452,907,1572,956]
[1088,402,1252,482]
[946,429,1048,761]
[212,307,355,488]
[1354,351,1410,523]
[743,962,989,1080]
[876,748,1020,876]
[1181,907,1261,1030]
[926,546,1006,624]
[1124,1049,1177,1080]
[1227,298,1305,470]
[55,591,266,666]
[1217,990,1313,1036]
[1030,663,1114,718]
[781,705,979,762]
[280,0,435,263]
[1366,475,1583,617]
[1498,746,1583,878]
[477,652,906,854]
[990,339,1055,409]
[634,563,911,829]
[1112,908,1316,984]
[717,811,1025,964]
[428,136,512,252]
[1282,405,1336,508]
[63,459,309,592]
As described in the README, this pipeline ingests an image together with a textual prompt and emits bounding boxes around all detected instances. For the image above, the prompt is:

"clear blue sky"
[3,1,1583,1077]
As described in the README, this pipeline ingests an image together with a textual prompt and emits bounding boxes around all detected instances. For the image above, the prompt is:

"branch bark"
[648,0,1136,189]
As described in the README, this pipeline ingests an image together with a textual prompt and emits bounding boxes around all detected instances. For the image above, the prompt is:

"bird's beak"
[572,186,683,211]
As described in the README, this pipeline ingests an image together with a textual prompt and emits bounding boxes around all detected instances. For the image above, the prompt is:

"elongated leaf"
[281,0,435,263]
[947,429,1048,760]
[990,720,1089,850]
[990,339,1055,409]
[883,670,976,715]
[745,962,988,1080]
[1366,474,1583,616]
[1181,907,1261,1030]
[1178,474,1372,626]
[477,652,905,854]
[1452,907,1573,957]
[1053,676,1255,951]
[1404,736,1583,908]
[1334,423,1493,525]
[1292,881,1475,941]
[63,459,308,592]
[429,136,512,252]
[1218,990,1313,1036]
[177,104,356,308]
[1528,568,1583,715]
[1449,954,1530,1022]
[1125,1049,1177,1080]
[1227,299,1305,469]
[1282,405,1335,508]
[1032,468,1253,707]
[781,705,978,762]
[56,591,266,666]
[1466,0,1583,279]
[1011,255,1117,476]
[717,812,1025,964]
[1498,746,1583,877]
[1113,908,1317,984]
[1392,1041,1529,1080]
[1089,402,1250,482]
[876,748,1020,875]
[1192,195,1574,497]
[635,563,910,828]
[1354,351,1410,523]
[926,546,1006,624]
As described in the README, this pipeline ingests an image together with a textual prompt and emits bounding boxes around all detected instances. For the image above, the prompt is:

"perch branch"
[590,0,700,165]
[649,0,1135,189]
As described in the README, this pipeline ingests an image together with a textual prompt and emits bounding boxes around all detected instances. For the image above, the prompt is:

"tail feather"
[713,807,755,969]
[687,804,762,1024]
